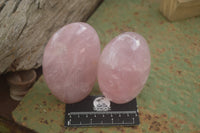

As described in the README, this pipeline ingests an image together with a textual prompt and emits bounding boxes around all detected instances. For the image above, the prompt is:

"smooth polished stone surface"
[43,22,100,103]
[98,32,151,104]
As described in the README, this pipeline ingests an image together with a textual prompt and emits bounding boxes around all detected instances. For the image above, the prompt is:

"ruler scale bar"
[65,96,139,127]
[69,123,135,126]
[69,111,137,115]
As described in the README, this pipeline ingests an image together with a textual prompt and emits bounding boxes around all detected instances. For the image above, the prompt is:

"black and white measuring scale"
[65,96,140,127]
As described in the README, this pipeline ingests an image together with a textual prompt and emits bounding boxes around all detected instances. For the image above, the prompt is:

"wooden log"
[160,0,200,21]
[0,0,102,74]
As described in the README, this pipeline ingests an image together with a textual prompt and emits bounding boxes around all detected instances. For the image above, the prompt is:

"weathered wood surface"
[160,0,200,21]
[0,0,102,74]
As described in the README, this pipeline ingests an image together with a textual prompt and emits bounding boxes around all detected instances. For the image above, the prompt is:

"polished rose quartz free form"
[43,22,100,103]
[98,32,151,104]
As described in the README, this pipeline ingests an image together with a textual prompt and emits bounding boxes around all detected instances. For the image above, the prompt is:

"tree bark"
[0,0,102,74]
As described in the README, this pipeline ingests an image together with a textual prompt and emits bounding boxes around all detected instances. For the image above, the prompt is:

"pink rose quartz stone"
[43,22,100,103]
[98,32,151,104]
